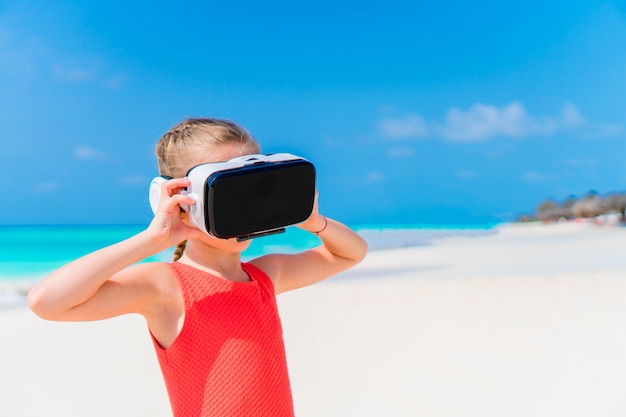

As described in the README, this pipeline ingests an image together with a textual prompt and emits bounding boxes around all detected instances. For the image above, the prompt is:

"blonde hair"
[155,117,261,261]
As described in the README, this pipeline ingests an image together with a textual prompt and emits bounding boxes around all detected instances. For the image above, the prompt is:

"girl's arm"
[250,193,368,294]
[28,233,163,321]
[28,178,200,321]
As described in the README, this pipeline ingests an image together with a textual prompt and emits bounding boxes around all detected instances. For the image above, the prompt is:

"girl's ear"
[179,210,192,225]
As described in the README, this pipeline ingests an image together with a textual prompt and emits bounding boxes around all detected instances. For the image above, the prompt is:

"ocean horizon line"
[0,221,502,229]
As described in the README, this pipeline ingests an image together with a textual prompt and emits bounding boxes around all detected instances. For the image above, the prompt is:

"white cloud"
[75,145,106,160]
[379,102,623,142]
[560,102,587,128]
[378,114,429,139]
[437,102,557,142]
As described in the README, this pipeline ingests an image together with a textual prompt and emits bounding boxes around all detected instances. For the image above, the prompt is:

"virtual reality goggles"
[149,153,316,241]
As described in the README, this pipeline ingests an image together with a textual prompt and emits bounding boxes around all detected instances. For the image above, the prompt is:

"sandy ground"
[2,222,626,417]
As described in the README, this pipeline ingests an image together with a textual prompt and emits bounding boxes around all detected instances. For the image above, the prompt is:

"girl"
[27,118,368,417]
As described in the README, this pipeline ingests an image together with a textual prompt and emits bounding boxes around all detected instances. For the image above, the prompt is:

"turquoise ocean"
[0,223,496,308]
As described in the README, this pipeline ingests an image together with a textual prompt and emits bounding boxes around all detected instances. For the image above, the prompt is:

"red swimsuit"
[151,262,294,417]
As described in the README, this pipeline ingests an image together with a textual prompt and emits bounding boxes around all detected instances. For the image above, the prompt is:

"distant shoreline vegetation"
[518,190,626,224]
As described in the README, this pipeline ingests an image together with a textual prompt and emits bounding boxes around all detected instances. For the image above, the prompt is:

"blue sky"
[1,0,625,226]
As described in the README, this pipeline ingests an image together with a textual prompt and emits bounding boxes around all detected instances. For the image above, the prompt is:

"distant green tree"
[602,193,626,219]
[561,195,578,218]
[572,192,603,218]
[536,199,560,222]
[525,190,626,224]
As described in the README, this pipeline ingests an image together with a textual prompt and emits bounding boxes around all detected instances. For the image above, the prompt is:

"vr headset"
[149,153,316,241]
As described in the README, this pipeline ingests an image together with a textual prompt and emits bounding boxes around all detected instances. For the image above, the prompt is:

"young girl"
[27,117,368,417]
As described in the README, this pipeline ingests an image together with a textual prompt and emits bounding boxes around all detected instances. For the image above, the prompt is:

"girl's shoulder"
[116,261,179,301]
[248,253,294,291]
[122,260,173,280]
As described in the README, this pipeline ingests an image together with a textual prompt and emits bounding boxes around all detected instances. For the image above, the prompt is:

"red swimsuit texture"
[151,262,294,417]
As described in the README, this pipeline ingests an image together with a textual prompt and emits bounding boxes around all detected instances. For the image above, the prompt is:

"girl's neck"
[177,239,249,282]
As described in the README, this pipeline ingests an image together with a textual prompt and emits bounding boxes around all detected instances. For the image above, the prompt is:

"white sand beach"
[2,222,626,417]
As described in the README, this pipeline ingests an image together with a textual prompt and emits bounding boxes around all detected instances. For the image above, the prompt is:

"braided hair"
[155,118,260,261]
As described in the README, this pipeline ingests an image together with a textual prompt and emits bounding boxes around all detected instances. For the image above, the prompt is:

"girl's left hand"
[297,191,326,234]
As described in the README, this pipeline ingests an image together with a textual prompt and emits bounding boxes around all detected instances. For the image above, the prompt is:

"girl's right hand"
[147,178,203,249]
